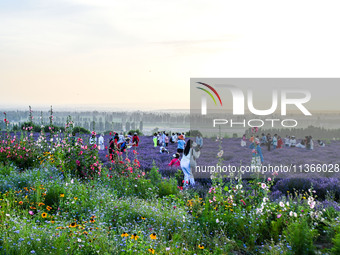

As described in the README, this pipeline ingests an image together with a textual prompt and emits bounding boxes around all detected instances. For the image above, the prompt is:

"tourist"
[153,133,158,147]
[284,135,291,147]
[196,133,203,148]
[249,138,264,172]
[317,140,325,147]
[159,146,169,154]
[168,153,181,167]
[241,134,247,147]
[266,133,272,151]
[290,136,296,147]
[277,136,283,149]
[177,134,186,153]
[261,133,267,146]
[272,134,278,149]
[132,132,139,146]
[180,140,200,187]
[164,133,169,147]
[98,133,105,150]
[89,132,97,145]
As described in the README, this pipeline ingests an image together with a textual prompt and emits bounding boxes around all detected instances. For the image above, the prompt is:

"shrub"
[73,126,90,134]
[284,218,317,255]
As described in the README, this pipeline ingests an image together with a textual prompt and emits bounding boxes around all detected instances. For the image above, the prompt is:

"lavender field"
[98,135,340,173]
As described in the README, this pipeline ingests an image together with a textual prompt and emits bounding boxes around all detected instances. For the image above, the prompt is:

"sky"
[1,0,340,111]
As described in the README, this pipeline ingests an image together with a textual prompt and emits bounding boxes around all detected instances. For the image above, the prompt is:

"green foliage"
[331,227,340,255]
[73,126,90,134]
[185,130,202,137]
[127,129,143,136]
[284,218,317,255]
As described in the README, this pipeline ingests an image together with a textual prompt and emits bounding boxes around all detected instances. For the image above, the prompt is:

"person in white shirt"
[284,135,291,147]
[98,134,104,150]
[290,136,296,147]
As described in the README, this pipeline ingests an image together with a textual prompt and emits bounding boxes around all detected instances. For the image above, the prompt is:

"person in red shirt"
[132,133,140,147]
[168,153,180,167]
[277,136,284,149]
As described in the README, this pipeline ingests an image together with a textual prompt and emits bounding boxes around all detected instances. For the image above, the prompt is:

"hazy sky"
[1,0,340,110]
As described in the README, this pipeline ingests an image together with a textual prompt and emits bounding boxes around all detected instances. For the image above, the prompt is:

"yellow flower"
[121,232,129,237]
[150,233,157,240]
[141,217,146,220]
[131,233,139,240]
[46,206,52,211]
[198,244,205,249]
[38,202,45,206]
[148,248,155,254]
[60,194,64,197]
[41,212,47,218]
[69,222,77,228]
[50,220,55,224]
[74,197,78,200]
[90,218,95,223]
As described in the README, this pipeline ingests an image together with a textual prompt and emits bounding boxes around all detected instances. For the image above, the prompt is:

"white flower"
[289,211,293,217]
[256,208,263,214]
[71,179,74,184]
[263,197,269,203]
[216,218,220,223]
[286,202,290,207]
[261,183,267,189]
[279,201,285,207]
[236,184,242,190]
[217,150,224,157]
[294,212,297,217]
[77,238,82,243]
[6,214,10,217]
[309,201,316,209]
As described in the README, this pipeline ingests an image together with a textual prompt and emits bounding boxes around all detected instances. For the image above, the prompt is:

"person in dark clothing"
[266,133,272,151]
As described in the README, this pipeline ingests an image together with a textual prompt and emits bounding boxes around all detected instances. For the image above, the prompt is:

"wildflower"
[240,199,246,206]
[46,206,52,211]
[198,244,205,249]
[279,201,285,207]
[69,222,77,228]
[277,214,282,219]
[166,247,170,251]
[29,211,34,215]
[18,201,23,205]
[141,217,146,220]
[38,203,45,206]
[150,233,157,240]
[90,218,95,223]
[148,248,155,254]
[121,232,129,237]
[131,233,139,240]
[60,194,64,197]
[217,150,224,157]
[74,197,78,200]
[261,183,267,189]
[41,212,47,218]
[216,218,220,223]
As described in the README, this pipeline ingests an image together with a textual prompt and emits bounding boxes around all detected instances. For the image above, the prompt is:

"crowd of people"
[242,133,325,151]
[153,131,204,187]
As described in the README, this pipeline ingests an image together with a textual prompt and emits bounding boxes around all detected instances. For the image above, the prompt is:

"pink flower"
[240,199,246,206]
[29,211,34,215]
[267,177,272,181]
[277,214,282,218]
